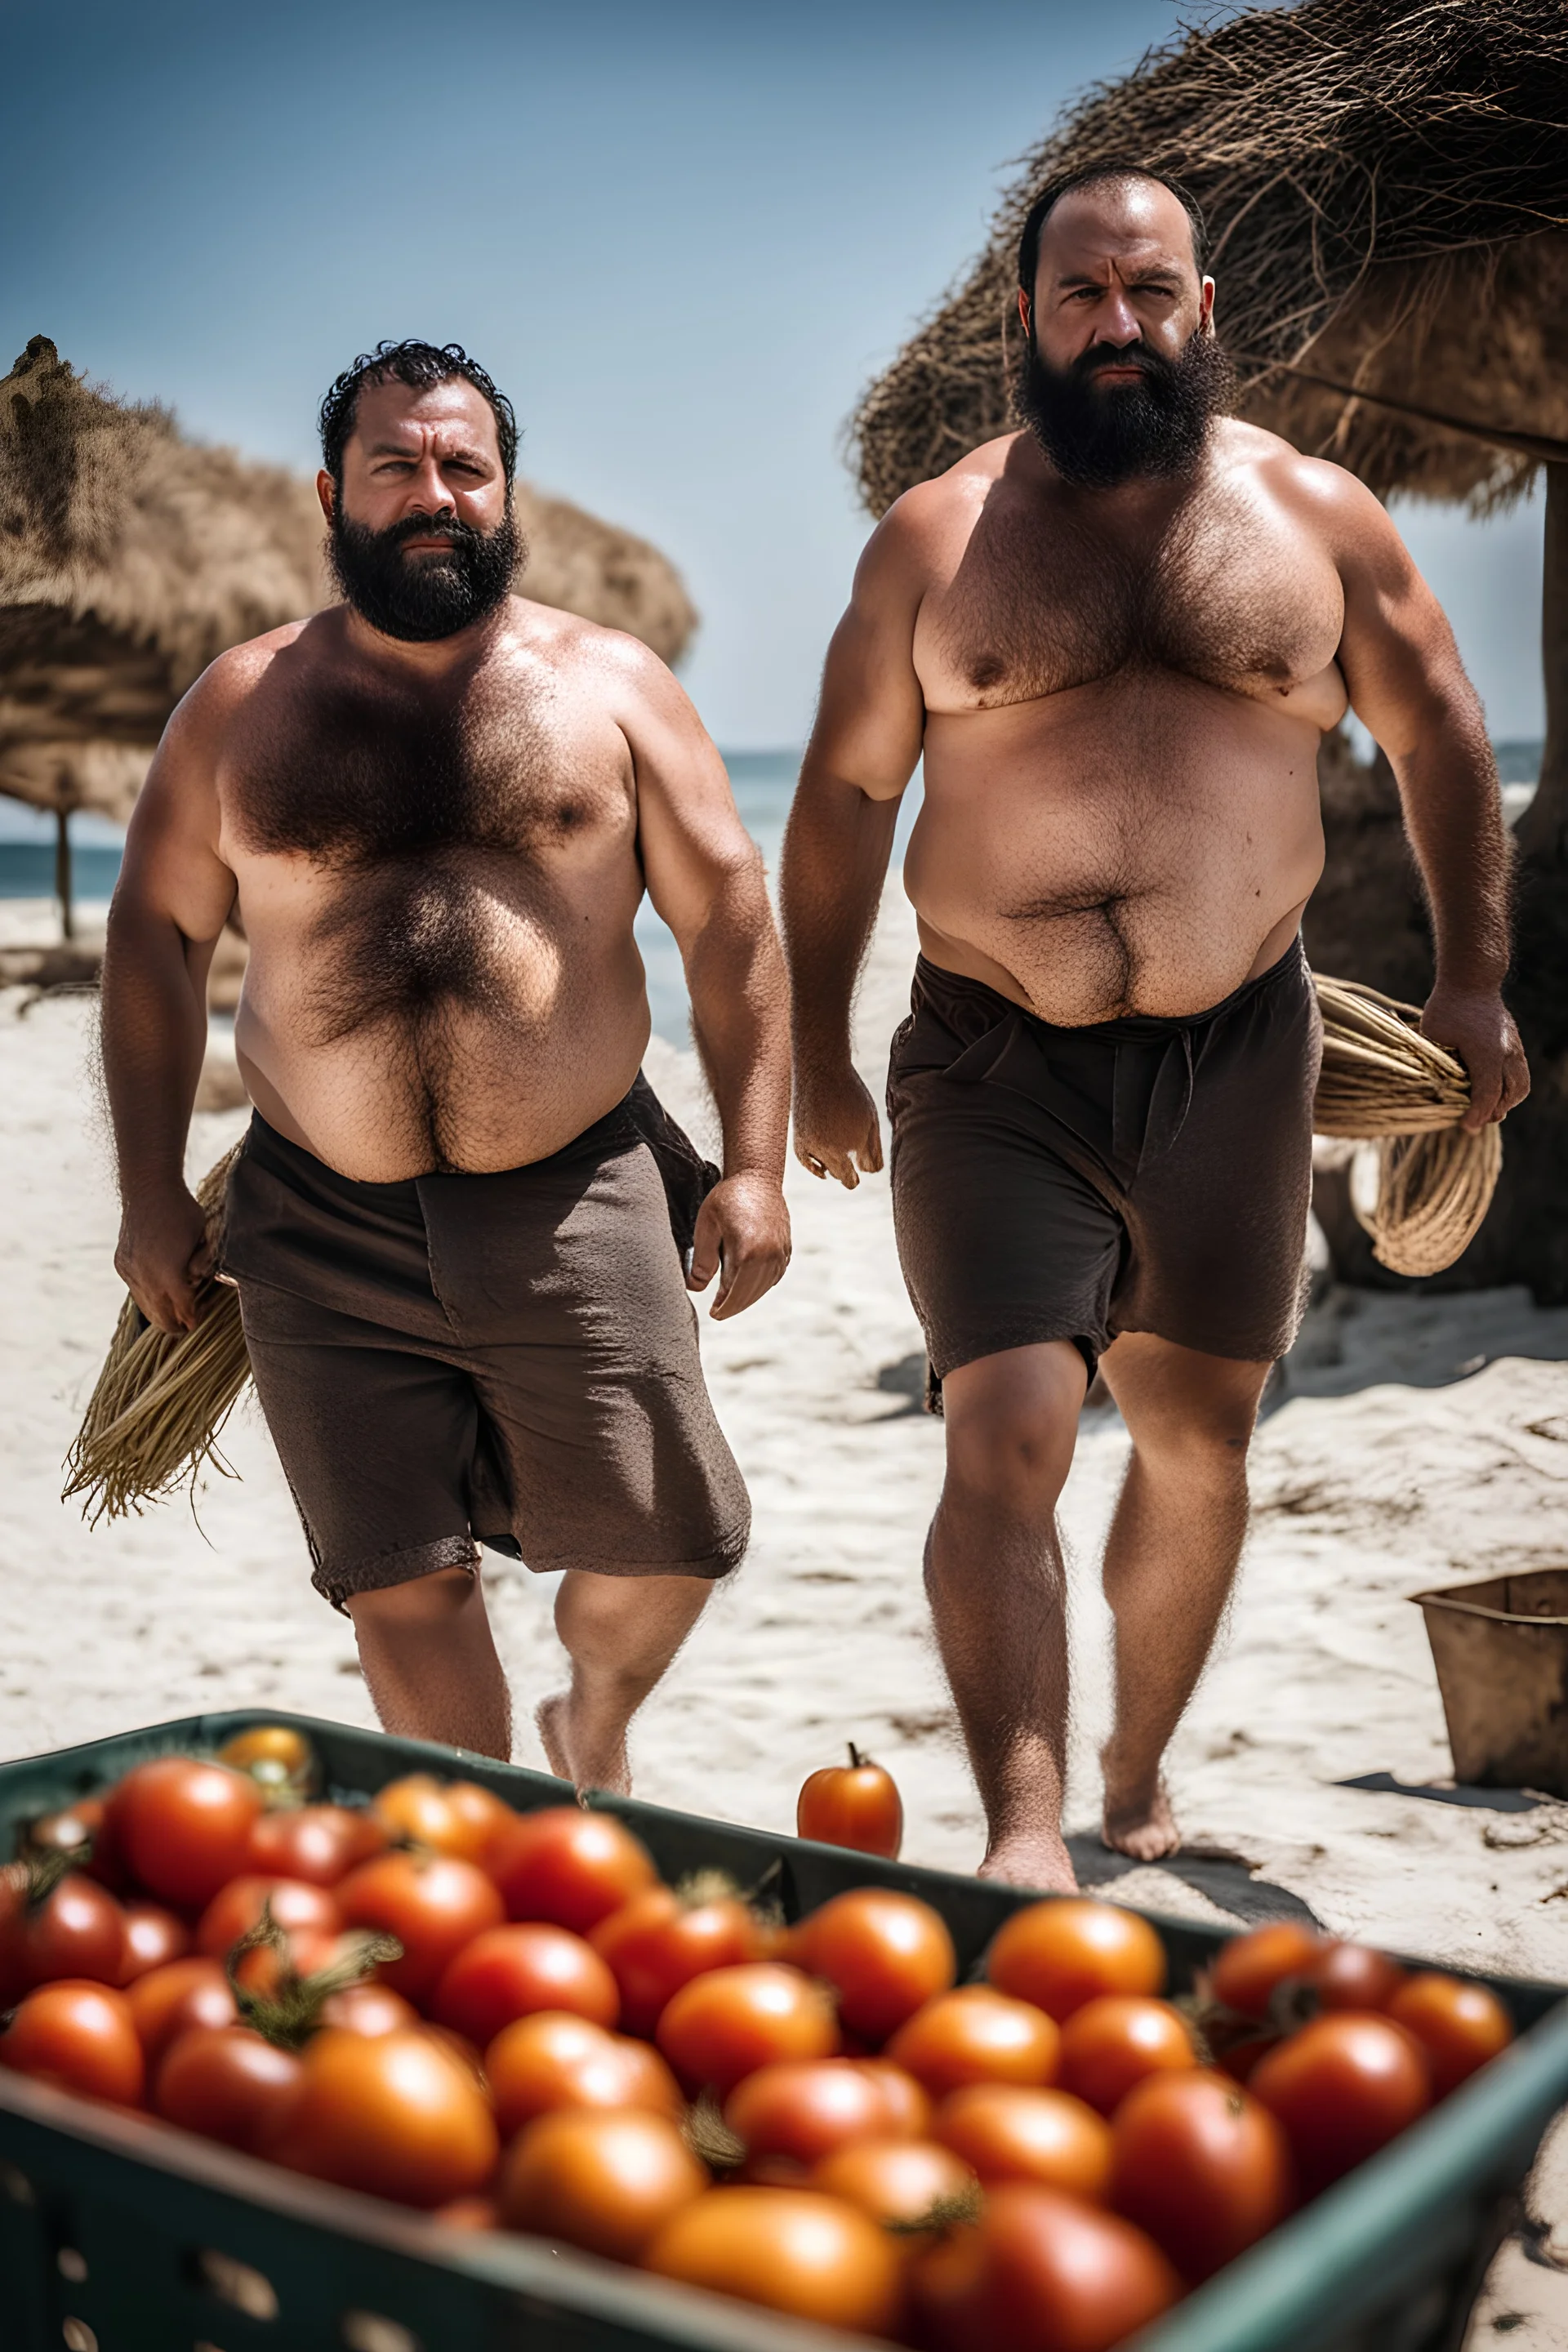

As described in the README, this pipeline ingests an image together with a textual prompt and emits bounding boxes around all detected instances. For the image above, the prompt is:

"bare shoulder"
[158,616,318,761]
[506,595,699,728]
[1221,417,1394,544]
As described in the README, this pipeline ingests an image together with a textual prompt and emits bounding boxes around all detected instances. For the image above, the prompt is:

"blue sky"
[3,0,1547,749]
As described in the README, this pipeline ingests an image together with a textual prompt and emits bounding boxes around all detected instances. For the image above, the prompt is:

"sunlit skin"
[781,176,1526,1889]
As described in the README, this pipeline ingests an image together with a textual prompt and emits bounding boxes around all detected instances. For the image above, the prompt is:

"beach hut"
[850,0,1568,1298]
[0,336,697,940]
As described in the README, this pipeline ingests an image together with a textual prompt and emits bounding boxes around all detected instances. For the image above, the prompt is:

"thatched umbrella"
[1,336,698,941]
[850,0,1568,1299]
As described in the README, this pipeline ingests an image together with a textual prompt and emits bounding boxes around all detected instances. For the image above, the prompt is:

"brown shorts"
[221,1081,750,1611]
[887,942,1321,1396]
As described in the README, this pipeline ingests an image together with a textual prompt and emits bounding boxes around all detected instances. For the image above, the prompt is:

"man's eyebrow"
[363,436,491,462]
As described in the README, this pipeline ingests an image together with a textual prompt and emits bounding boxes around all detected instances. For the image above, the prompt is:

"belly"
[907,676,1326,1024]
[230,847,650,1178]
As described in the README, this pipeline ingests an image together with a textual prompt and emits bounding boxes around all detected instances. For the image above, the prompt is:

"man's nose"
[1092,301,1143,348]
[402,455,455,511]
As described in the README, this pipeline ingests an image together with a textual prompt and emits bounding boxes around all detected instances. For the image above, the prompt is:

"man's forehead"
[1037,181,1198,280]
[352,375,500,454]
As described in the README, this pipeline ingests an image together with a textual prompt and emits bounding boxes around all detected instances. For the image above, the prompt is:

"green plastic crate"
[1,1710,1564,2352]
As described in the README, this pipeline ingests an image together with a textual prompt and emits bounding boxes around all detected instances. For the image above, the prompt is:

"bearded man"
[102,340,790,1783]
[781,168,1526,1889]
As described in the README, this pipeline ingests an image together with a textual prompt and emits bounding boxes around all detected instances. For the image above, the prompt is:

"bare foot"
[978,1833,1079,1894]
[1101,1780,1181,1863]
[534,1692,632,1797]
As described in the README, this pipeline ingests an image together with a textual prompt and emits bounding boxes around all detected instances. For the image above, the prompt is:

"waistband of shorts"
[243,1087,644,1208]
[912,935,1307,1043]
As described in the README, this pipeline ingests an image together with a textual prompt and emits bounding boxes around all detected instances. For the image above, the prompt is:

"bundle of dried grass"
[64,1147,251,1525]
[1313,975,1501,1274]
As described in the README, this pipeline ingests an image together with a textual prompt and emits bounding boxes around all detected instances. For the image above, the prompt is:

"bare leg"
[1096,1333,1272,1860]
[926,1342,1088,1892]
[346,1566,512,1759]
[537,1570,715,1797]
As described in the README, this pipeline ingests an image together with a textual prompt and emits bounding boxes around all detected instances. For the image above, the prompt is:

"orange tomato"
[126,1957,238,2068]
[107,1758,264,1909]
[887,1988,1058,2100]
[370,1774,514,1868]
[268,2027,498,2207]
[485,2010,682,2138]
[1057,1996,1197,2117]
[935,2082,1113,2199]
[809,2138,975,2243]
[986,1899,1165,2022]
[857,2058,934,2138]
[154,2025,303,2153]
[795,1745,903,1860]
[0,1980,145,2106]
[1110,2069,1295,2282]
[491,1806,657,1935]
[196,1876,342,1961]
[1387,1972,1513,2096]
[216,1725,316,1788]
[590,1882,766,2035]
[335,1851,504,2006]
[432,2194,500,2232]
[432,1922,619,2044]
[501,2107,707,2263]
[911,2182,1179,2352]
[657,1963,840,2097]
[644,2185,905,2336]
[247,1803,387,1886]
[1250,2013,1431,2193]
[725,2059,915,2170]
[791,1889,956,2043]
[1209,1921,1325,2021]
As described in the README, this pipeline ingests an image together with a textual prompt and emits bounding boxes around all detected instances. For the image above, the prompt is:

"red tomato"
[911,2182,1179,2352]
[1057,1996,1197,2117]
[335,1852,503,2006]
[809,2138,975,2243]
[657,1963,840,2097]
[1209,1922,1326,2021]
[1306,1941,1407,2014]
[0,1980,145,2107]
[154,2025,304,2152]
[318,1981,421,2037]
[986,1899,1165,2022]
[725,2059,916,2170]
[791,1890,957,2043]
[119,1904,190,1981]
[3,1872,127,1993]
[432,1922,618,2044]
[196,1877,342,1962]
[229,1926,341,2001]
[935,2083,1114,2200]
[1111,2069,1295,2280]
[23,1801,103,1863]
[490,1806,657,1935]
[268,2028,498,2206]
[795,1745,903,1860]
[108,1758,264,1909]
[1250,2013,1431,2192]
[1387,1973,1514,2096]
[501,2106,708,2263]
[590,1883,766,2035]
[486,2010,682,2138]
[247,1803,386,1886]
[887,1988,1058,2100]
[858,2059,934,2138]
[126,1957,239,2067]
[644,2185,904,2336]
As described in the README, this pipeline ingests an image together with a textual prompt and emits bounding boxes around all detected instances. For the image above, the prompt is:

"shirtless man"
[102,339,790,1783]
[782,168,1527,1889]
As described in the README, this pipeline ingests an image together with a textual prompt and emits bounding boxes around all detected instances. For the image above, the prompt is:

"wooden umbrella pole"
[54,804,74,942]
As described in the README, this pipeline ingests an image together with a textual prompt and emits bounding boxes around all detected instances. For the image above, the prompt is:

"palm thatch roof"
[0,336,697,826]
[852,0,1568,519]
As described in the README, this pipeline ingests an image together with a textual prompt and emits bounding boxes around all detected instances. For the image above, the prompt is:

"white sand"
[2,885,1567,2340]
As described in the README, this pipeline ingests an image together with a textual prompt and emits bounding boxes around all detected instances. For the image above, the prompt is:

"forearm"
[1390,700,1512,988]
[683,874,791,1182]
[778,764,899,1076]
[100,902,210,1204]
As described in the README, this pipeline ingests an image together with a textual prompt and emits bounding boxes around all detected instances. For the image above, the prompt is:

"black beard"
[1015,331,1235,490]
[328,506,521,642]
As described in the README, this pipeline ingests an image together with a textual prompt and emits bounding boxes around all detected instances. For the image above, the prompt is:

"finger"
[793,1139,828,1180]
[687,1219,720,1291]
[710,1252,786,1320]
[189,1234,218,1283]
[857,1124,885,1176]
[1463,1062,1503,1132]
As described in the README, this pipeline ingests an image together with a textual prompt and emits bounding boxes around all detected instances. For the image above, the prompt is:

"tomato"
[725,2059,915,2171]
[590,1882,766,2035]
[857,2058,933,2138]
[1057,1996,1197,2117]
[0,1980,145,2107]
[501,2107,708,2262]
[2,1871,127,1993]
[370,1773,510,1865]
[1388,1972,1513,2096]
[1208,1921,1325,2021]
[1250,2013,1431,2192]
[230,1926,341,2001]
[791,1890,956,2043]
[644,2185,905,2335]
[318,1981,421,2037]
[268,2027,498,2206]
[196,1876,342,1961]
[247,1804,386,1887]
[490,1806,657,1934]
[796,1745,904,1861]
[485,2009,680,2138]
[120,1903,190,1981]
[1305,1941,1407,2014]
[22,1800,102,1866]
[108,1758,264,1909]
[935,2082,1113,2199]
[809,2137,975,2243]
[433,2194,500,2231]
[657,1963,840,2097]
[1111,2069,1294,2279]
[126,1957,238,2066]
[336,1851,504,2005]
[216,1725,317,1795]
[154,2025,303,2151]
[986,1899,1165,2022]
[886,1988,1058,2100]
[911,2182,1179,2352]
[432,1922,618,2045]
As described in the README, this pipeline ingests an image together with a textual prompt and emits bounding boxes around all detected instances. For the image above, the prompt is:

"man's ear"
[1017,289,1032,339]
[315,468,336,523]
[1198,276,1216,332]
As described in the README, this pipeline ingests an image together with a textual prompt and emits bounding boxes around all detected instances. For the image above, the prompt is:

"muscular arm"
[1327,473,1528,1126]
[778,506,928,1186]
[100,668,241,1329]
[626,656,791,1317]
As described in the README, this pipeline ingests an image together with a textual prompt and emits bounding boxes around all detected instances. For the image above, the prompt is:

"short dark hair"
[1017,164,1209,297]
[318,340,519,487]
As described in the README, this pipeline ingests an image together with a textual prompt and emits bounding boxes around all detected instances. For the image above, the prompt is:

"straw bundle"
[64,1147,251,1525]
[1312,975,1501,1276]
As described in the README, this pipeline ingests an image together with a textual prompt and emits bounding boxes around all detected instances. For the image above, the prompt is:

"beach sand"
[2,884,1567,2341]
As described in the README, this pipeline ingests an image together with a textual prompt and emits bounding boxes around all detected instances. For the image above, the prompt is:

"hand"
[114,1186,215,1334]
[793,1063,884,1189]
[688,1172,791,1319]
[1420,982,1530,1130]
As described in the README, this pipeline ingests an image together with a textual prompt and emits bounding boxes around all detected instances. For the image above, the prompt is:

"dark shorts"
[220,1080,751,1611]
[887,942,1322,1396]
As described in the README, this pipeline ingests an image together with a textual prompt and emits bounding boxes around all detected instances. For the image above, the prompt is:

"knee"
[347,1566,479,1637]
[1134,1395,1260,1472]
[942,1397,1075,1519]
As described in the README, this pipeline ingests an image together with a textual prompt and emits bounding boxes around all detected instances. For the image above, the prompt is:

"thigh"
[1099,1330,1271,1450]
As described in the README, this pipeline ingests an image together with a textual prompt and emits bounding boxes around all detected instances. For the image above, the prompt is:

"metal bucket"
[1411,1569,1568,1796]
